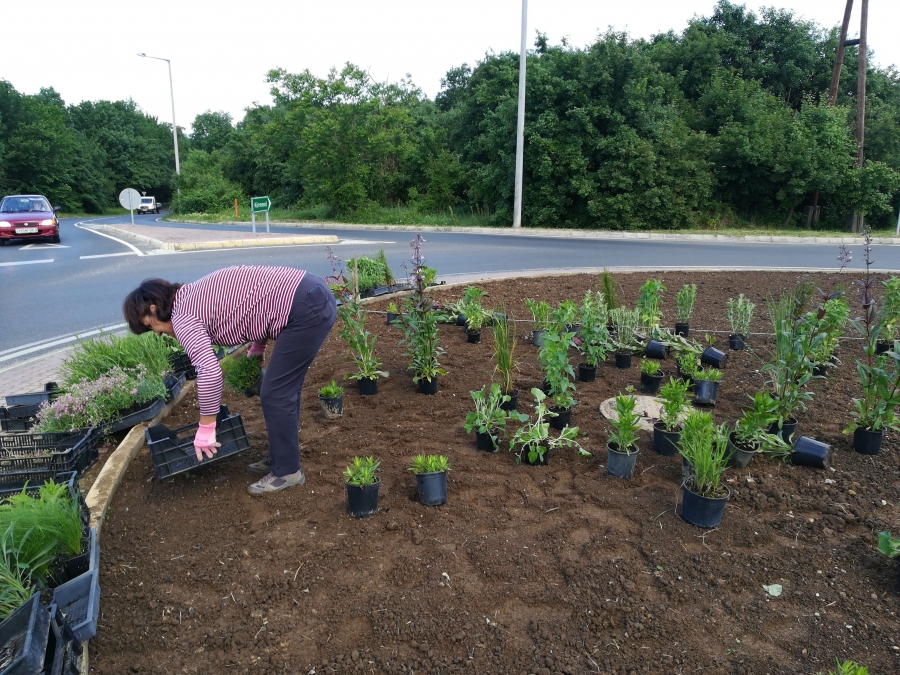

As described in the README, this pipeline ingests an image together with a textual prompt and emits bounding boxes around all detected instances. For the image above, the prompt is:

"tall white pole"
[512,0,528,229]
[167,59,180,176]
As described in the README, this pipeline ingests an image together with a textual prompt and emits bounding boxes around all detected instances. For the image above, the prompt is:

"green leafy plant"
[318,381,344,398]
[491,308,519,395]
[464,384,528,450]
[552,300,579,332]
[726,294,755,337]
[407,455,450,474]
[600,269,618,311]
[675,284,697,323]
[347,255,387,291]
[386,301,400,314]
[0,532,38,620]
[677,354,702,380]
[733,392,779,449]
[422,266,437,285]
[678,410,729,497]
[578,290,612,366]
[695,366,722,382]
[657,378,690,432]
[608,392,641,454]
[877,530,900,559]
[635,279,666,332]
[508,388,585,464]
[343,456,381,486]
[458,287,490,332]
[538,329,577,410]
[339,297,388,381]
[639,358,660,376]
[881,277,900,341]
[222,354,263,393]
[828,660,869,675]
[524,299,552,331]
[398,234,446,383]
[61,331,173,387]
[609,307,640,352]
[375,248,396,286]
[809,296,849,366]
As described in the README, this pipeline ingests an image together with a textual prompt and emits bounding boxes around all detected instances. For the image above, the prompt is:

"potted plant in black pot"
[678,410,730,528]
[508,388,586,465]
[674,284,696,337]
[524,299,552,348]
[877,530,900,591]
[639,359,664,394]
[344,456,381,518]
[606,391,641,478]
[577,290,611,382]
[653,377,690,456]
[609,307,640,369]
[385,301,402,327]
[491,309,521,410]
[464,383,528,451]
[408,455,449,506]
[692,365,722,406]
[635,278,666,336]
[727,392,779,468]
[726,294,755,350]
[317,381,344,419]
[538,330,578,430]
[339,297,388,396]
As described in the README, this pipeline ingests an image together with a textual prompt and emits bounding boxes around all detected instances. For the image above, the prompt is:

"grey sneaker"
[246,457,272,474]
[247,470,306,496]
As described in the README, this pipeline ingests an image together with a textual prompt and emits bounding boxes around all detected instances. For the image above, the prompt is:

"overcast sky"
[2,1,895,133]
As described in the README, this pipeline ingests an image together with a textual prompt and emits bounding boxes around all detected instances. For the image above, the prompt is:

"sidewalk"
[0,349,71,407]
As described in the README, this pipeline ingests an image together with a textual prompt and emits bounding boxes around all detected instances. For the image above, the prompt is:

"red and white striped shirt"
[172,266,306,415]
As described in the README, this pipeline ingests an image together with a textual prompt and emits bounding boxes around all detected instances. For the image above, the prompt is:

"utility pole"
[512,0,528,229]
[853,0,869,232]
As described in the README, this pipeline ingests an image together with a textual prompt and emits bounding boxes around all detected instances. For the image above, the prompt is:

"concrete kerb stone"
[169,218,900,246]
[96,224,338,250]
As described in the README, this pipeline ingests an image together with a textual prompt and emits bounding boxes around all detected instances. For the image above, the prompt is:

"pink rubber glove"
[193,422,221,461]
[247,341,267,358]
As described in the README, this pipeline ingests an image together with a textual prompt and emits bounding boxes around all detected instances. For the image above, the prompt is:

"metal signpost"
[118,188,141,225]
[251,196,271,234]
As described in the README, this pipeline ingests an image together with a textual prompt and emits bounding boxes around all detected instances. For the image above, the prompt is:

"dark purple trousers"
[260,273,336,476]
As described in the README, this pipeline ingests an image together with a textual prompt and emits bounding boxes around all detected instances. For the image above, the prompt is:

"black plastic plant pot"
[475,431,496,452]
[499,390,520,411]
[318,395,343,419]
[417,377,439,395]
[244,368,266,398]
[614,351,633,369]
[549,407,572,431]
[680,485,730,528]
[541,378,552,396]
[466,329,482,344]
[519,448,548,466]
[876,340,891,355]
[676,364,694,388]
[674,323,690,337]
[791,436,832,469]
[640,371,664,395]
[606,443,638,478]
[728,334,746,351]
[415,471,448,506]
[700,346,728,368]
[0,592,51,675]
[652,422,680,457]
[577,363,597,382]
[358,377,378,396]
[813,363,829,378]
[532,329,547,348]
[853,427,884,456]
[456,314,467,327]
[726,432,757,469]
[768,417,798,441]
[693,380,719,406]
[644,341,668,359]
[346,481,380,518]
[386,312,400,326]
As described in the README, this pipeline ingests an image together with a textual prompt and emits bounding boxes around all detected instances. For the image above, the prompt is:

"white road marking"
[20,243,70,250]
[338,239,396,245]
[0,323,127,364]
[74,220,144,256]
[0,259,54,267]
[80,252,139,259]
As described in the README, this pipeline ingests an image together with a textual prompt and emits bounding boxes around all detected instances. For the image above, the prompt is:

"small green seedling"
[407,455,450,474]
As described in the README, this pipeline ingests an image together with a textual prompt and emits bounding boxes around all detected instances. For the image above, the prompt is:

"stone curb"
[171,218,900,246]
[97,224,338,250]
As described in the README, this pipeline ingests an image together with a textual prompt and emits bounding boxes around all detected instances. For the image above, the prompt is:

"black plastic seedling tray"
[4,382,61,407]
[0,592,51,675]
[0,404,42,433]
[0,429,98,481]
[51,527,99,645]
[164,372,186,403]
[146,405,251,479]
[101,398,166,435]
[167,352,196,380]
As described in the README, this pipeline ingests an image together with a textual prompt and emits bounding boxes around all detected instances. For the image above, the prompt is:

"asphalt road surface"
[2,213,898,362]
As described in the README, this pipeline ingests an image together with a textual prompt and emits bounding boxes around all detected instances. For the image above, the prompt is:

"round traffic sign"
[119,188,142,211]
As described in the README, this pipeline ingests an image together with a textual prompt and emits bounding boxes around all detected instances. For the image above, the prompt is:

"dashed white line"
[0,259,54,267]
[80,252,139,259]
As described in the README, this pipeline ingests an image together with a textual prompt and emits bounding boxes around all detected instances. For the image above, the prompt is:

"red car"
[0,194,62,245]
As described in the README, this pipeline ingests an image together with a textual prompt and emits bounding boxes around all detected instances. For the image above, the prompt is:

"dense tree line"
[3,2,900,228]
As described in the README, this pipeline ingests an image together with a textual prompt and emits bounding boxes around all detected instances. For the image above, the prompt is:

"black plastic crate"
[163,373,186,403]
[0,592,51,675]
[0,430,98,480]
[101,398,166,435]
[147,405,251,479]
[4,383,61,408]
[0,405,41,434]
[43,605,82,675]
[51,528,99,645]
[167,352,196,380]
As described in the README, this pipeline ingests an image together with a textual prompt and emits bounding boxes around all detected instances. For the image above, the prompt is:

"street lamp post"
[137,53,180,176]
[512,0,527,229]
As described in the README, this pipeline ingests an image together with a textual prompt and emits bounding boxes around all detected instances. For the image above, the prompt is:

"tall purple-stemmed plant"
[398,234,446,384]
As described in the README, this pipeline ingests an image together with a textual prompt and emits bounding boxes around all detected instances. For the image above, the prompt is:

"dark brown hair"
[123,279,182,334]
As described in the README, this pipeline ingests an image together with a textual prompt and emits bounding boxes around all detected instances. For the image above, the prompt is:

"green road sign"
[251,196,271,213]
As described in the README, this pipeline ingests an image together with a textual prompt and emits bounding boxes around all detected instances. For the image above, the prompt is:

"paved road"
[2,214,898,360]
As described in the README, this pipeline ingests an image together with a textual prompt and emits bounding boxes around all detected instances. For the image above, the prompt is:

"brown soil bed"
[91,271,900,675]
